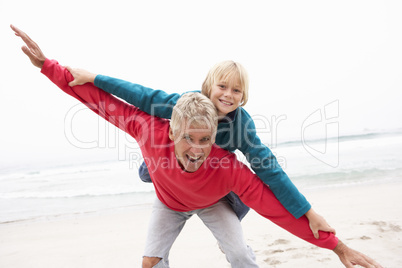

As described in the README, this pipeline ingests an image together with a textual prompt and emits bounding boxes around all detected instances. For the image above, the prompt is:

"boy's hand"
[305,208,336,239]
[65,67,97,87]
[11,24,46,69]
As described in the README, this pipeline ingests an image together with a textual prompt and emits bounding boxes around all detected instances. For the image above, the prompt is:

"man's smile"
[186,154,202,163]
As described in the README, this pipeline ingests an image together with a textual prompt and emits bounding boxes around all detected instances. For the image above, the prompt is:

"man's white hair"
[170,92,218,137]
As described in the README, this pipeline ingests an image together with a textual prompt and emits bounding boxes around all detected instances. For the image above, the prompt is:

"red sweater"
[41,59,338,250]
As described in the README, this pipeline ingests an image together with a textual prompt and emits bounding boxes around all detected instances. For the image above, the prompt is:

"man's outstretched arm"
[230,160,383,268]
[11,24,150,141]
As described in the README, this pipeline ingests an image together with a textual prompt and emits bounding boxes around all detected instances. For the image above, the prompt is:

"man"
[11,25,382,268]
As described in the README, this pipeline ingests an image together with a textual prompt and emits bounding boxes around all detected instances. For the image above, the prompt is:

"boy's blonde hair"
[201,60,249,106]
[170,92,218,137]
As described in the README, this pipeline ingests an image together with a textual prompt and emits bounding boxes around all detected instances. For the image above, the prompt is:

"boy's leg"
[139,161,152,182]
[143,198,192,267]
[197,199,259,268]
[225,191,250,220]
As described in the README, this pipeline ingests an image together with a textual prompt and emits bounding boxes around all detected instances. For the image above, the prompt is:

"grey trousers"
[143,198,258,268]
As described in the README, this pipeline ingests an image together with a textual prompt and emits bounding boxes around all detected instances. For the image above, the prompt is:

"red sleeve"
[229,156,339,250]
[41,59,151,143]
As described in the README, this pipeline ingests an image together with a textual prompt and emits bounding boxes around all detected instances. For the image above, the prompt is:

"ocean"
[1,131,401,224]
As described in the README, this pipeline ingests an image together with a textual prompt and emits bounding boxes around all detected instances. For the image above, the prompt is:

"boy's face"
[169,122,215,173]
[209,78,243,117]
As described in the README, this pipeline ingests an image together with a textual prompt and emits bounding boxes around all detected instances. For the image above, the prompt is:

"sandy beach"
[1,181,401,268]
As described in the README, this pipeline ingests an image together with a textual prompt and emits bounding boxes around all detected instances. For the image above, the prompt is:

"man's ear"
[169,127,175,141]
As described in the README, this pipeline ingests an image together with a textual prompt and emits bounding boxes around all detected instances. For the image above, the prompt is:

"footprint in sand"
[263,258,282,266]
[370,221,402,232]
[271,239,290,245]
[348,221,402,241]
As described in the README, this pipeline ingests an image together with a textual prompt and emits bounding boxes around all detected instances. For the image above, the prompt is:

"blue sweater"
[94,75,311,218]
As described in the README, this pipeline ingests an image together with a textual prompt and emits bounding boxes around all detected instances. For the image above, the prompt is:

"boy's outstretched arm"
[67,68,181,119]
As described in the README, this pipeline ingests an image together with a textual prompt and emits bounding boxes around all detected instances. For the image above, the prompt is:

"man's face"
[169,122,215,173]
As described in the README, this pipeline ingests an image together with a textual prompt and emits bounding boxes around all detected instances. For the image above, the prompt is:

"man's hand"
[334,240,383,268]
[305,208,336,239]
[11,24,46,69]
[65,67,97,87]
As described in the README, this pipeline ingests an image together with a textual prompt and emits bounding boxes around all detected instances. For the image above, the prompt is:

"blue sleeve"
[94,75,180,119]
[237,109,311,218]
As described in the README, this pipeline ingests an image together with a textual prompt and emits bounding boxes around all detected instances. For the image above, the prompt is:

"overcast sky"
[1,0,401,168]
